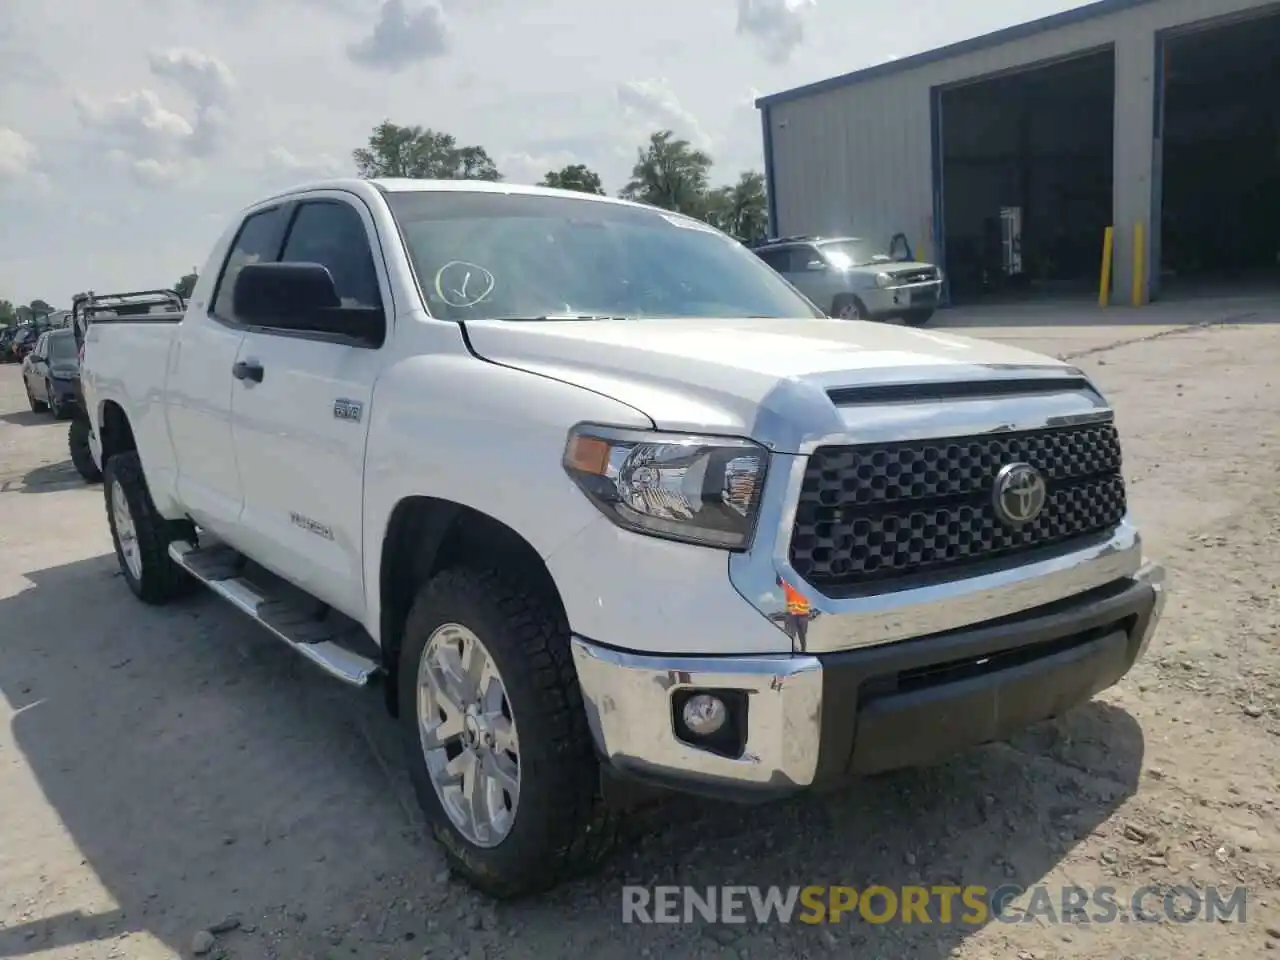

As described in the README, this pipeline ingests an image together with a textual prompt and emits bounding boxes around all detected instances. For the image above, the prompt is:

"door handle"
[232,360,264,383]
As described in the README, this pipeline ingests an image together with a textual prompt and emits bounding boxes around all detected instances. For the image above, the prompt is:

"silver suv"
[753,235,944,326]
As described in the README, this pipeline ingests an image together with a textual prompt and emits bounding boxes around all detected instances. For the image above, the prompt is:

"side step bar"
[169,540,381,687]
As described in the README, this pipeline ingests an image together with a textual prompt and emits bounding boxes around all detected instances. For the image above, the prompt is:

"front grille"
[891,267,938,284]
[789,421,1126,590]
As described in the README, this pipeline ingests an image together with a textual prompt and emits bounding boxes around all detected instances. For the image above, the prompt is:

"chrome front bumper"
[571,561,1165,798]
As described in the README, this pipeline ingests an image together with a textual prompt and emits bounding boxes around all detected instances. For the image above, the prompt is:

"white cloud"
[616,78,711,151]
[0,128,37,180]
[736,0,815,64]
[348,0,450,71]
[265,146,345,177]
[0,0,1098,307]
[72,49,235,187]
[148,48,236,155]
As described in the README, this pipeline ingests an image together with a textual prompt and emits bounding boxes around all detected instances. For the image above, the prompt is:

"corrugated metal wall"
[764,0,1271,302]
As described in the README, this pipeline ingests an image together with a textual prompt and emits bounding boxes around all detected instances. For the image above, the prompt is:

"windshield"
[818,239,892,268]
[386,191,824,321]
[48,332,77,361]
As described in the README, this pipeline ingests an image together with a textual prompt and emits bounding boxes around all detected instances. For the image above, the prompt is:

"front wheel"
[69,416,102,482]
[398,566,618,899]
[26,380,47,412]
[47,382,70,420]
[831,295,866,320]
[902,308,934,327]
[103,451,196,604]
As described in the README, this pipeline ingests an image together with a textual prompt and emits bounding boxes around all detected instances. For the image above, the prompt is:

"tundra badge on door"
[333,398,363,422]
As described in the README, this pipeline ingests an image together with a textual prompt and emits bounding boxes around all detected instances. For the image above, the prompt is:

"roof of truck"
[257,177,649,210]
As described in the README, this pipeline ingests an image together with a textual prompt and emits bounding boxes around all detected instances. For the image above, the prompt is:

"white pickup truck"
[81,178,1166,898]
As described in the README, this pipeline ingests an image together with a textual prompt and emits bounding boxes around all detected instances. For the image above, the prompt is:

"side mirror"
[232,262,380,341]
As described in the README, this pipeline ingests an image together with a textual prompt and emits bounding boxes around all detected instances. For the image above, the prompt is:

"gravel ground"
[1,303,1278,959]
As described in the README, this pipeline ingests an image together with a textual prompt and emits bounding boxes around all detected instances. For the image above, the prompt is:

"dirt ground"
[1,302,1278,960]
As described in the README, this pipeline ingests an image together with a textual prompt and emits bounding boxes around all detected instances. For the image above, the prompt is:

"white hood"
[462,316,1077,447]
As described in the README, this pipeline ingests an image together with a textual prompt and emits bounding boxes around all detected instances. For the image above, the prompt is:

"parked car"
[22,328,80,418]
[9,323,41,362]
[81,178,1166,899]
[752,234,944,325]
[0,326,17,362]
[65,289,185,481]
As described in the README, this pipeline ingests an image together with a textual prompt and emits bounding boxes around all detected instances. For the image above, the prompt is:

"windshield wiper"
[490,314,632,322]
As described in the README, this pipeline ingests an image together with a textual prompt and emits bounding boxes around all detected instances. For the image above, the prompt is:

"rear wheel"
[69,416,101,482]
[26,380,47,412]
[103,451,196,604]
[399,566,618,899]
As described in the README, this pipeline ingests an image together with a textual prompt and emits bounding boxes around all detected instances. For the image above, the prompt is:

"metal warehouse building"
[757,0,1280,307]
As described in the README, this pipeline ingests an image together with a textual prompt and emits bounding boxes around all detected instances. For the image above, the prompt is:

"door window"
[212,206,289,321]
[279,201,383,311]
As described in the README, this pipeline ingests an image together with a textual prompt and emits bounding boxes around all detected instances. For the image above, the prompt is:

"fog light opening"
[671,688,748,758]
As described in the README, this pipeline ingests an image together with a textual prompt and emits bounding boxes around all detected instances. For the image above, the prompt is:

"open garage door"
[938,50,1116,305]
[1158,9,1280,295]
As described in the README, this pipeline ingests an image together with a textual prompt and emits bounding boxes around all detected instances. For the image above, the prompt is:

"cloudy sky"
[0,0,1087,306]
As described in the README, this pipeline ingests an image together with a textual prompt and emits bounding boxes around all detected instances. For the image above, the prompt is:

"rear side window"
[279,201,382,310]
[212,207,288,320]
[757,248,795,273]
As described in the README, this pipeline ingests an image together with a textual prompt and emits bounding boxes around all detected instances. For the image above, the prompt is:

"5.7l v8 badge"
[333,399,363,423]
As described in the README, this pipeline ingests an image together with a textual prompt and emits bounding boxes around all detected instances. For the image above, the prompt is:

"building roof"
[755,0,1163,108]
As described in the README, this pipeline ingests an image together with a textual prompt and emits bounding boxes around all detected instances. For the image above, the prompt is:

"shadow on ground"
[0,409,54,427]
[0,555,1145,959]
[6,460,91,494]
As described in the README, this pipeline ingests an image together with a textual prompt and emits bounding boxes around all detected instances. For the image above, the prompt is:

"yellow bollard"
[1098,226,1114,307]
[1131,221,1145,307]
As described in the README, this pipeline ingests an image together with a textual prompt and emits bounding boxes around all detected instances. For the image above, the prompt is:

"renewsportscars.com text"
[621,884,1248,926]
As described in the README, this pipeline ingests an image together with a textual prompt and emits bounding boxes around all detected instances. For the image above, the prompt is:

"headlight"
[874,272,894,288]
[562,425,769,549]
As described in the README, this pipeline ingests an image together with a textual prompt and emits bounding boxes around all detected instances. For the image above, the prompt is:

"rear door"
[167,205,289,536]
[228,192,391,619]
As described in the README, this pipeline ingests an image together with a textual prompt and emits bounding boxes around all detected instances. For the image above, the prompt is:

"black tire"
[69,416,102,482]
[48,381,71,420]
[398,566,619,899]
[902,308,934,327]
[26,381,47,412]
[831,294,866,320]
[103,451,196,605]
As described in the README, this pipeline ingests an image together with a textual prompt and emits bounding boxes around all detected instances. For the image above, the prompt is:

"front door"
[167,206,289,536]
[229,194,390,620]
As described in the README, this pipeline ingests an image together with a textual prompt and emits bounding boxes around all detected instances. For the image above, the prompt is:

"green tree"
[174,270,198,298]
[29,298,53,316]
[353,121,502,181]
[0,300,15,326]
[539,163,604,195]
[704,171,769,243]
[619,130,713,216]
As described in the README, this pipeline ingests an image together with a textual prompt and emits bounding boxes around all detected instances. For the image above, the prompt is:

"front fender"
[360,352,653,641]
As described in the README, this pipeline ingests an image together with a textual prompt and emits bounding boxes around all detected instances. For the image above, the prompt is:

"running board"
[169,540,381,687]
